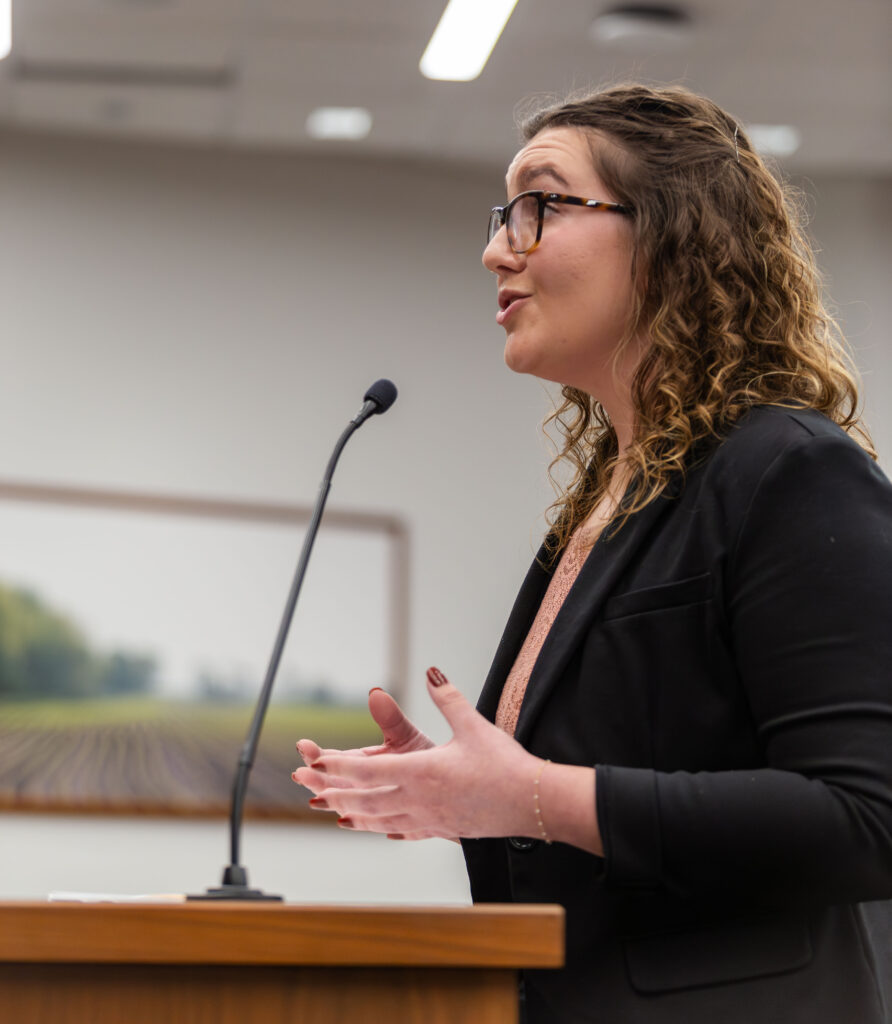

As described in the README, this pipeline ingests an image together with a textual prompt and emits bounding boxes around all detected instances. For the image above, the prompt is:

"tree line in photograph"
[0,581,157,700]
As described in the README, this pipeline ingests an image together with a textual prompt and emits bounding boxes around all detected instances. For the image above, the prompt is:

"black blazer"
[462,406,892,1024]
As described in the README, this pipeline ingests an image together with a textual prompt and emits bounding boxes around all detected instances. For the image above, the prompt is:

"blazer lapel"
[513,490,676,745]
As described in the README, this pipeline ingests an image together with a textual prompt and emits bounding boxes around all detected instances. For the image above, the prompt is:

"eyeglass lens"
[487,209,503,245]
[488,194,541,254]
[509,195,539,252]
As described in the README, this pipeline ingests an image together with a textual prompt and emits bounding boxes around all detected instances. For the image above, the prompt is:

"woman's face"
[483,126,643,407]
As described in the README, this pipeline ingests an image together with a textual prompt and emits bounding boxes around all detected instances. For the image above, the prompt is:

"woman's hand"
[294,687,434,799]
[292,667,542,841]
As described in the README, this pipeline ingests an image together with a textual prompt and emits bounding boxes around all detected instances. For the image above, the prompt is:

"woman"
[293,85,892,1023]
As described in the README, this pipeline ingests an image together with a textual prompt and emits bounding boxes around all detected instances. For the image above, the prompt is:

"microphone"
[189,379,398,901]
[352,378,398,426]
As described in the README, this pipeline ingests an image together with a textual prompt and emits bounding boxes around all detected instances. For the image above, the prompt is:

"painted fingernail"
[291,771,300,781]
[337,817,354,829]
[369,686,385,696]
[310,762,327,772]
[427,666,449,687]
[387,834,405,841]
[309,797,329,809]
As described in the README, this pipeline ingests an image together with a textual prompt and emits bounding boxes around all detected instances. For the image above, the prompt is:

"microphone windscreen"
[363,378,398,414]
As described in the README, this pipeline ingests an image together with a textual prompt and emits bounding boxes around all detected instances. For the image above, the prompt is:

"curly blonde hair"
[521,84,873,559]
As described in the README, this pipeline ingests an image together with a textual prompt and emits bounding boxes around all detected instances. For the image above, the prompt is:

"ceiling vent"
[590,4,694,48]
[12,3,235,87]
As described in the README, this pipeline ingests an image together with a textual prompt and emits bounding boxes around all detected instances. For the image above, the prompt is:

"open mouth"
[499,291,529,311]
[496,293,530,325]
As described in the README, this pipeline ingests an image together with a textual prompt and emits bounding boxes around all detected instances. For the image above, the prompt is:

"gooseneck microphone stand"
[189,379,398,901]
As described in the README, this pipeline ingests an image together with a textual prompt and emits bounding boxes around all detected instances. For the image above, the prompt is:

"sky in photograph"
[0,501,392,702]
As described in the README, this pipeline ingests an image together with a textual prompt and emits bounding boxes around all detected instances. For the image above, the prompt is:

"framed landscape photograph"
[0,480,408,819]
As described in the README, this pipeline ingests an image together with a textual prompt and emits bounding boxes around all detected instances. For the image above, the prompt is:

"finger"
[358,743,391,757]
[292,765,363,793]
[296,739,322,764]
[425,666,479,735]
[368,688,426,749]
[292,767,326,795]
[335,808,414,835]
[300,739,381,761]
[310,742,407,761]
[307,750,407,786]
[319,784,400,818]
[307,795,338,814]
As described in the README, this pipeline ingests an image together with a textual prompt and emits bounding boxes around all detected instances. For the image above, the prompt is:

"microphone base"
[186,864,283,901]
[187,886,283,902]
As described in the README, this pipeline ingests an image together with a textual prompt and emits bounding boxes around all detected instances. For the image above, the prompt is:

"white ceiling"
[0,0,889,174]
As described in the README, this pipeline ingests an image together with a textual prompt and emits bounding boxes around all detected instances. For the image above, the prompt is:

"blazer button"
[508,836,537,851]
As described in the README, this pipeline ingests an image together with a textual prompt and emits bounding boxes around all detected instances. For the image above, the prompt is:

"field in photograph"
[0,698,380,818]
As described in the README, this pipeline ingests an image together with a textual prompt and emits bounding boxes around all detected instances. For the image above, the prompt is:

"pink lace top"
[495,524,596,735]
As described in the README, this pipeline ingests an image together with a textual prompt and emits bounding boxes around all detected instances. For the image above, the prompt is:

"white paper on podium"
[47,891,186,903]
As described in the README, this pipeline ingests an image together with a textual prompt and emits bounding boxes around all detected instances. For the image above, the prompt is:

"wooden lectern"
[0,901,564,1023]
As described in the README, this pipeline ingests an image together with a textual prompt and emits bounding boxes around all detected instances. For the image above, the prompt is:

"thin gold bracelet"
[533,758,552,845]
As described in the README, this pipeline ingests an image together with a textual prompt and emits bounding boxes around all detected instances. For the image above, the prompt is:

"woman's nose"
[482,226,524,274]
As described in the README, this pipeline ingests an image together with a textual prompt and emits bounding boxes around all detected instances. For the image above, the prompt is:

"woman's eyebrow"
[511,164,571,192]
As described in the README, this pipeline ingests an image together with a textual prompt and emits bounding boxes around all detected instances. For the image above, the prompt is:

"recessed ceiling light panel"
[746,124,802,158]
[305,107,373,141]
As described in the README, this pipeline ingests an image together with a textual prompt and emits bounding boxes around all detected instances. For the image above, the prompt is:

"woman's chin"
[503,337,541,377]
[504,344,563,387]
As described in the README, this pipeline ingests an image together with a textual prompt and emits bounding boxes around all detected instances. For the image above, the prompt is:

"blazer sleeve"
[596,429,892,907]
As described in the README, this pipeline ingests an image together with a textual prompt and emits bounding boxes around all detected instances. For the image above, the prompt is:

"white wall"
[0,131,889,901]
[807,176,892,452]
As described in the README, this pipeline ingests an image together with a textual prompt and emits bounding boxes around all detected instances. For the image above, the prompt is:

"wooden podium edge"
[0,901,565,969]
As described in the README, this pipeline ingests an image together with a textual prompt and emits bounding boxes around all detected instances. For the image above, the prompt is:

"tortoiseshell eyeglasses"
[486,190,633,255]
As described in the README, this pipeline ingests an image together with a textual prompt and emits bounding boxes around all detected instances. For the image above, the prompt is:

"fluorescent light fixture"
[420,0,519,82]
[0,0,11,61]
[305,107,372,141]
[746,124,802,158]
